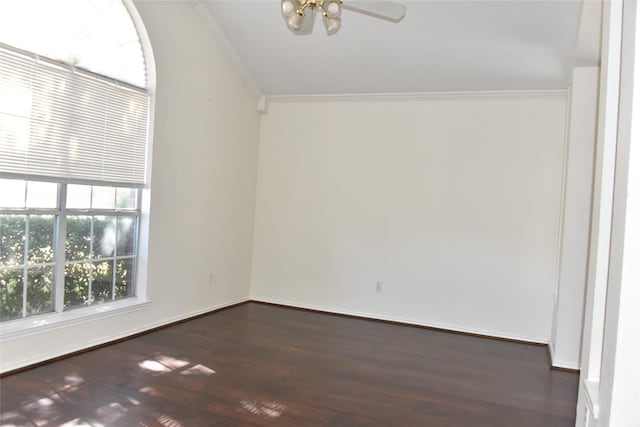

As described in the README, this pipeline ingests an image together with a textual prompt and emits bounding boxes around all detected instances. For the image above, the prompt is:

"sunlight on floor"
[3,354,220,426]
[139,386,162,397]
[0,374,91,427]
[20,396,58,426]
[180,364,216,376]
[156,412,185,427]
[138,359,172,373]
[95,402,128,424]
[238,399,286,418]
[137,354,216,377]
[127,396,141,406]
[155,355,190,369]
[59,419,103,427]
[0,411,33,427]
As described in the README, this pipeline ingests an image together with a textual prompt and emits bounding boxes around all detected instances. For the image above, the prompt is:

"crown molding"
[265,89,569,105]
[193,1,263,101]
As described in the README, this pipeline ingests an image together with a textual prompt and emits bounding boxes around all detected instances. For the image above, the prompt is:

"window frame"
[0,210,58,321]
[0,0,155,341]
[0,180,146,330]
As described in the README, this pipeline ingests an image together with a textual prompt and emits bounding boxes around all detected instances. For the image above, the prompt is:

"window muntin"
[66,184,139,211]
[64,214,138,310]
[0,0,151,326]
[0,179,139,321]
[0,214,56,320]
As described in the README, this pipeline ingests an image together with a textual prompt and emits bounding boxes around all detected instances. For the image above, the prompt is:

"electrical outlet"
[208,273,214,285]
[375,282,383,292]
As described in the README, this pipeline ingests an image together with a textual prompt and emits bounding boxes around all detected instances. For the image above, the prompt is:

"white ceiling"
[201,1,583,96]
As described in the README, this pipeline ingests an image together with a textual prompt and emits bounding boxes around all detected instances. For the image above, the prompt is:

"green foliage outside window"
[0,215,135,321]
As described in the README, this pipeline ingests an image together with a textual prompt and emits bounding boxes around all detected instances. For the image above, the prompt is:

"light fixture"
[282,0,295,15]
[321,0,341,35]
[280,0,406,36]
[281,0,301,30]
[281,0,342,36]
[287,13,305,31]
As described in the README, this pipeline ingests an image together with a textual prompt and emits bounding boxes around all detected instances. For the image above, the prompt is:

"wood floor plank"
[0,302,578,426]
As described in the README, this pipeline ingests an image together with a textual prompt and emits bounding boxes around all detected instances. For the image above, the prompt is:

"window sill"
[0,298,151,342]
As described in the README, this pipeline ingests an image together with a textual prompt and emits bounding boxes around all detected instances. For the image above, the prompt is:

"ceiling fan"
[280,0,406,36]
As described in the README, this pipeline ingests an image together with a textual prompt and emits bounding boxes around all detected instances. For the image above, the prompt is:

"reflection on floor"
[0,302,579,426]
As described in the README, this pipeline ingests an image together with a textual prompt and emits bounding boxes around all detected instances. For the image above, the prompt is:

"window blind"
[0,46,149,186]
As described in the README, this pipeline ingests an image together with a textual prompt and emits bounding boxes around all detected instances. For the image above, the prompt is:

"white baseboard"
[251,297,549,345]
[1,297,250,374]
[552,359,581,371]
[548,339,581,370]
[137,297,249,334]
[3,297,580,374]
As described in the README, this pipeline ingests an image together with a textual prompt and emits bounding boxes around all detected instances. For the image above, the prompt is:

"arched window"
[0,0,153,323]
[0,0,147,88]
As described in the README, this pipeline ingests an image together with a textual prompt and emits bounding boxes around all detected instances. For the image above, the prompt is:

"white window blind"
[0,46,149,186]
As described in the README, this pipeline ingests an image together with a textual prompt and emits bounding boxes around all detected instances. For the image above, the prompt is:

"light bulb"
[287,13,305,30]
[282,0,295,15]
[326,1,340,16]
[323,16,340,35]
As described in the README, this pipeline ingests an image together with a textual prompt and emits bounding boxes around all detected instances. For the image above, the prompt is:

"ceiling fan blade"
[296,8,317,35]
[342,1,406,23]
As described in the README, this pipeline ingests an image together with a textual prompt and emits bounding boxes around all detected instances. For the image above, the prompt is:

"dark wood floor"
[0,302,578,426]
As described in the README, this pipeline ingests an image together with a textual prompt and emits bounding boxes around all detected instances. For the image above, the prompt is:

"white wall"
[598,1,640,424]
[251,93,567,342]
[0,1,260,372]
[576,2,623,425]
[550,66,599,370]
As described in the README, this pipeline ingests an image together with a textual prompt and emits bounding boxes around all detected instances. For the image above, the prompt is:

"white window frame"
[0,180,150,339]
[0,0,156,341]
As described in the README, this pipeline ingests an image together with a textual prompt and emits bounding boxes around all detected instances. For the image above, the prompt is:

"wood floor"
[0,302,579,427]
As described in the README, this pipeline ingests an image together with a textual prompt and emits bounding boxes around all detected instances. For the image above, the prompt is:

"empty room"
[0,0,639,426]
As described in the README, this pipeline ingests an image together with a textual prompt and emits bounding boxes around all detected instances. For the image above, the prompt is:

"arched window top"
[0,0,147,88]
